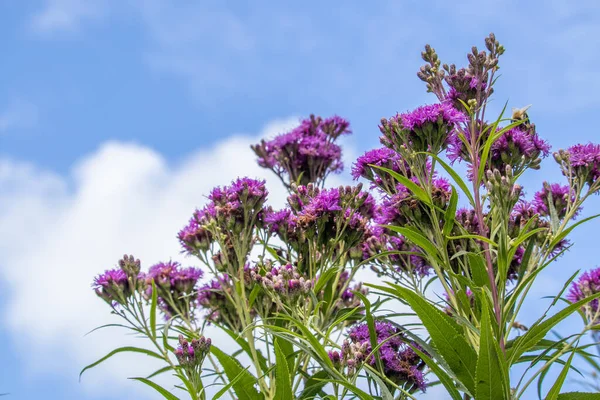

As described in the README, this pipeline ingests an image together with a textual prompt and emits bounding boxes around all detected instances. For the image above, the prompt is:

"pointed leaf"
[129,377,180,400]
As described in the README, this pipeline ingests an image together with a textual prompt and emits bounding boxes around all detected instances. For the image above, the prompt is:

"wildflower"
[533,182,579,220]
[352,147,407,192]
[342,321,427,391]
[568,268,600,325]
[145,261,203,319]
[251,115,350,187]
[380,103,466,154]
[555,143,600,190]
[93,269,131,305]
[175,334,211,374]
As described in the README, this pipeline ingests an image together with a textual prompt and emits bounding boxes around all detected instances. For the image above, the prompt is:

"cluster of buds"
[266,184,376,270]
[144,261,203,320]
[418,33,504,110]
[178,177,268,270]
[253,263,313,301]
[174,334,211,373]
[379,102,466,155]
[93,254,144,306]
[251,115,350,188]
[554,144,600,192]
[196,275,253,332]
[568,267,600,325]
[485,166,523,212]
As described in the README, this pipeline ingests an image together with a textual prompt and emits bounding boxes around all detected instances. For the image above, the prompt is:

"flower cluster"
[175,334,211,373]
[93,255,143,305]
[568,267,600,325]
[331,321,427,391]
[266,184,376,268]
[351,147,409,192]
[179,177,268,269]
[377,178,451,228]
[145,261,203,319]
[380,103,465,154]
[447,126,550,177]
[533,182,578,220]
[251,115,350,187]
[555,143,600,190]
[253,263,313,301]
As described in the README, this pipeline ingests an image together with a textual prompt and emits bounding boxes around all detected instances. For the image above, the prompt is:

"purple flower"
[560,143,600,187]
[93,269,131,304]
[568,267,600,324]
[251,115,349,186]
[398,103,466,131]
[380,103,466,154]
[352,148,408,191]
[178,208,214,255]
[145,261,203,319]
[533,182,579,220]
[344,321,427,391]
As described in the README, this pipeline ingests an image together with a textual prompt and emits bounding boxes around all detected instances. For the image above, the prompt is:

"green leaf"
[508,292,600,363]
[475,302,509,400]
[382,225,439,261]
[427,153,475,206]
[354,292,383,372]
[546,351,577,400]
[213,368,253,400]
[410,345,463,400]
[129,377,180,400]
[274,340,293,400]
[468,253,490,289]
[556,393,600,400]
[384,284,477,395]
[79,346,163,380]
[145,366,173,379]
[299,370,329,399]
[550,214,600,249]
[443,187,459,237]
[150,280,158,339]
[211,346,263,400]
[216,325,268,372]
[370,165,431,204]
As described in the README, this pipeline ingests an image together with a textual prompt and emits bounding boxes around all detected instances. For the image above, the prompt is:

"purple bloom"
[561,143,600,187]
[344,321,427,391]
[93,269,131,304]
[398,103,466,131]
[251,115,349,186]
[568,267,600,324]
[175,334,211,370]
[352,148,407,191]
[533,182,579,220]
[379,103,466,154]
[146,261,203,319]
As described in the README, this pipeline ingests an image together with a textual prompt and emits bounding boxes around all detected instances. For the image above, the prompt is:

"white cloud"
[30,0,109,33]
[0,100,38,133]
[0,117,301,397]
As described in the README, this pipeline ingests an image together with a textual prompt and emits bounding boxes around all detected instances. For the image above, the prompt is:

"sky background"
[0,1,599,399]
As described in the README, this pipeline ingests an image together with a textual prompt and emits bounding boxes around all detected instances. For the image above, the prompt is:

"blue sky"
[0,1,599,399]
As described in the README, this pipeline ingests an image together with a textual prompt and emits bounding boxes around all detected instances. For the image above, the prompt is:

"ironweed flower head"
[93,269,131,305]
[380,103,466,154]
[255,263,313,301]
[343,321,427,391]
[251,115,350,187]
[145,261,203,319]
[175,334,211,372]
[352,147,410,192]
[533,182,579,220]
[178,208,214,255]
[568,267,600,325]
[555,143,600,190]
[490,127,550,173]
